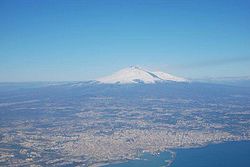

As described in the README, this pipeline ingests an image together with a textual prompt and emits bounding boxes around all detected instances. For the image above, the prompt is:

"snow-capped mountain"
[96,66,188,84]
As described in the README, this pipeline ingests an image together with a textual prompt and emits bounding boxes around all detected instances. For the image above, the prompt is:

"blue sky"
[0,0,250,81]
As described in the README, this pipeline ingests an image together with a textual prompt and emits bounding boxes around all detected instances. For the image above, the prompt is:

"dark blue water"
[172,141,250,167]
[107,141,250,167]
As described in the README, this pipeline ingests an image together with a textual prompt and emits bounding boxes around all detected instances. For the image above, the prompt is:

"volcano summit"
[96,66,188,84]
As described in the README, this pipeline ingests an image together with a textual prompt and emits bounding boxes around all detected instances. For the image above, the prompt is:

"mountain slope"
[96,66,188,84]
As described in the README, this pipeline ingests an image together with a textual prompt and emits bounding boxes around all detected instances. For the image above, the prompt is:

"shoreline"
[94,140,250,167]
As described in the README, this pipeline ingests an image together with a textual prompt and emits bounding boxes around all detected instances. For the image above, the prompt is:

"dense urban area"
[0,83,250,166]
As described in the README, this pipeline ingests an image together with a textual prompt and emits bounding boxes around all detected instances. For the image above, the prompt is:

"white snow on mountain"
[96,66,188,84]
[152,71,187,82]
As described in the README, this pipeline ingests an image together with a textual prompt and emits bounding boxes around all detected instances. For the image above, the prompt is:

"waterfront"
[105,152,172,167]
[107,141,250,167]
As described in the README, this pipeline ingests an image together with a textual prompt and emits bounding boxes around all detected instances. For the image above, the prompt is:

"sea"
[105,141,250,167]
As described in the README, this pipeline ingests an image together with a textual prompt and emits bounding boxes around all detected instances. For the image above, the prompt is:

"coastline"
[101,140,250,167]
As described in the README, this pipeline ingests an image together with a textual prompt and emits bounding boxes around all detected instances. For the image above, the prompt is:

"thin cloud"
[179,56,250,69]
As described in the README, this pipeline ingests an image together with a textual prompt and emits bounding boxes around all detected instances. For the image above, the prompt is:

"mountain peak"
[129,65,142,69]
[96,66,188,84]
